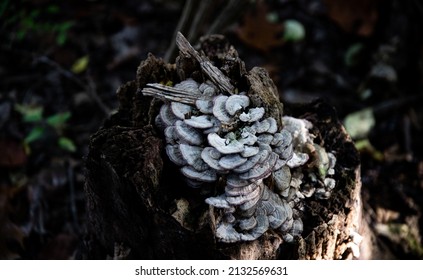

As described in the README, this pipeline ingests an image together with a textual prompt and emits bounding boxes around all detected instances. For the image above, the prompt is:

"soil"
[1,0,422,259]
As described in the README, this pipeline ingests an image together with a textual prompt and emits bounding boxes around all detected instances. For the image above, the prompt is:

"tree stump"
[83,34,369,260]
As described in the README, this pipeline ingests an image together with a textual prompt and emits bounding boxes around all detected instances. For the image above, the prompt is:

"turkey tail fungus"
[83,33,374,260]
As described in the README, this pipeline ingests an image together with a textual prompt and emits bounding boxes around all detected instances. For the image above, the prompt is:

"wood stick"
[176,32,235,94]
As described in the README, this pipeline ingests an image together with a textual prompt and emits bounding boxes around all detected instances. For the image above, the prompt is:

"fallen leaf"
[0,139,27,167]
[324,0,381,37]
[236,1,285,52]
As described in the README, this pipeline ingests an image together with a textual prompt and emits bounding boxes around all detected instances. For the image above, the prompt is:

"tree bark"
[83,34,371,259]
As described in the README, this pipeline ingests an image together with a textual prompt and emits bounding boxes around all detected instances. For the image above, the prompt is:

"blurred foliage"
[0,0,73,46]
[236,1,285,52]
[14,104,75,153]
[282,19,305,42]
[345,43,365,67]
[71,55,90,74]
[323,0,380,37]
[343,107,375,140]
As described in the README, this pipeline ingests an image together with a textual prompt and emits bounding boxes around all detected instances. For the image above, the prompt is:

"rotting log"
[83,34,375,260]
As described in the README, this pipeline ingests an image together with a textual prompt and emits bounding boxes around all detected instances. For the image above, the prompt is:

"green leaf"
[70,55,89,74]
[14,104,44,122]
[21,16,35,29]
[46,5,60,14]
[59,21,74,31]
[345,43,364,67]
[58,137,76,152]
[15,29,27,40]
[46,111,71,129]
[343,107,375,139]
[24,126,45,144]
[55,21,73,45]
[283,19,305,42]
[56,31,67,45]
[354,139,383,161]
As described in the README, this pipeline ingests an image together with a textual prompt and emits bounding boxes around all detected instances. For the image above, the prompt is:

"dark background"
[1,0,422,259]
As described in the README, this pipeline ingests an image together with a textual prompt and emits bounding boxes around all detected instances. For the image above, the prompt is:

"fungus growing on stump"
[142,33,338,244]
[84,32,367,259]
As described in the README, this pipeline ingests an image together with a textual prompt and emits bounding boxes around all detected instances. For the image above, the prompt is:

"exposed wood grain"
[176,32,235,94]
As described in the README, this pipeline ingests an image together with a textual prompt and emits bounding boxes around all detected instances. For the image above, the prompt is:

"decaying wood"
[142,83,202,105]
[176,32,235,94]
[83,33,372,259]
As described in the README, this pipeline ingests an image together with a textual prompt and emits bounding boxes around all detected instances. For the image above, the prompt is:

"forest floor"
[1,0,423,259]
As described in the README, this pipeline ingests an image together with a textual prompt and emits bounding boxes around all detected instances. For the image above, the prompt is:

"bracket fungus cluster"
[142,33,337,244]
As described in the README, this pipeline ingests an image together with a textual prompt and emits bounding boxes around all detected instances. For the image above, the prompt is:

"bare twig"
[35,56,111,116]
[206,0,251,36]
[164,0,198,62]
[187,0,214,41]
[164,0,251,63]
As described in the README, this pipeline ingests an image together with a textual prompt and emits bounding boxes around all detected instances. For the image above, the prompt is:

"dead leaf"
[324,0,381,37]
[0,139,27,167]
[236,1,285,52]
